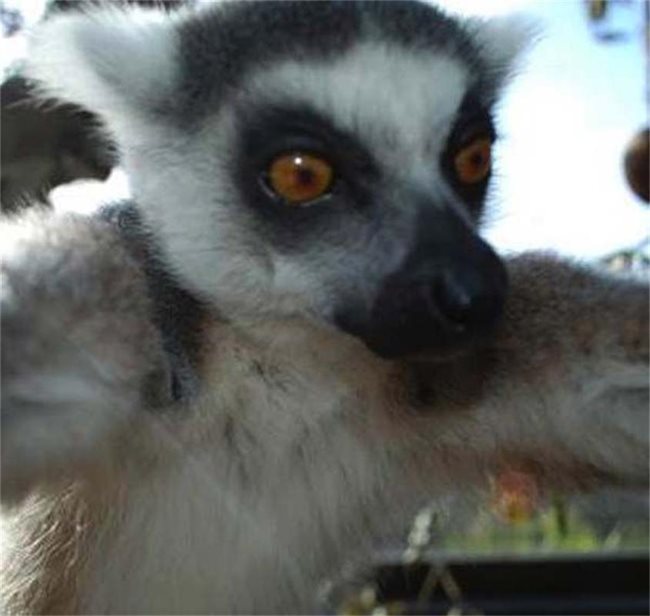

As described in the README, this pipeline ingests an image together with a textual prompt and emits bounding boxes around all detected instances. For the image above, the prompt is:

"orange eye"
[267,152,334,205]
[453,137,492,184]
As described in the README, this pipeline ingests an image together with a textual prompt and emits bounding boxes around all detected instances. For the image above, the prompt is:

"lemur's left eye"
[267,152,334,205]
[453,137,492,184]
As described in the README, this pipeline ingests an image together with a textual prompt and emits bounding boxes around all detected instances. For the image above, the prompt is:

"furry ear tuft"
[26,7,178,120]
[466,13,538,92]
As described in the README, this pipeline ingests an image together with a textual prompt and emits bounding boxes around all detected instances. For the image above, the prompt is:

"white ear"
[26,7,178,120]
[466,13,538,87]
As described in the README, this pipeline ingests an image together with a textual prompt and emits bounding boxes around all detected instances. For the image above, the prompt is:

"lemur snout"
[362,250,507,358]
[430,261,507,332]
[335,204,508,359]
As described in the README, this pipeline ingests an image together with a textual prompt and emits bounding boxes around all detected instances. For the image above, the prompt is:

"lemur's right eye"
[266,152,334,205]
[453,137,492,185]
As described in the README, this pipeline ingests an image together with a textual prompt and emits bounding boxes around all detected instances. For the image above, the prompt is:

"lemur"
[1,1,648,613]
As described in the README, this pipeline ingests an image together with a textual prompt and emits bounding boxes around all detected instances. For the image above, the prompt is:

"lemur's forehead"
[242,43,469,161]
[176,0,484,118]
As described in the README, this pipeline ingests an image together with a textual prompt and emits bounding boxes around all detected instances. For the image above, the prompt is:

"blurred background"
[449,0,649,262]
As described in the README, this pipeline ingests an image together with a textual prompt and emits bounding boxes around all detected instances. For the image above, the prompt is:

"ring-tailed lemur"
[1,2,648,614]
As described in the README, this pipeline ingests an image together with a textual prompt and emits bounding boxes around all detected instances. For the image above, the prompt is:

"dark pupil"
[296,167,315,186]
[470,151,484,168]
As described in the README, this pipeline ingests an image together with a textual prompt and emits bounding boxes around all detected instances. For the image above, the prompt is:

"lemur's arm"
[417,254,649,487]
[1,210,170,502]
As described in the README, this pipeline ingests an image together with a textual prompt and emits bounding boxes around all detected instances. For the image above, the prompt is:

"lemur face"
[28,1,529,357]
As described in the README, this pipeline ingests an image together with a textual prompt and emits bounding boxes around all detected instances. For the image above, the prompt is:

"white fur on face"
[117,44,471,319]
[462,12,535,84]
[247,43,470,172]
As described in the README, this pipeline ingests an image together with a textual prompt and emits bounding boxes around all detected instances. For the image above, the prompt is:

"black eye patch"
[228,102,379,251]
[232,103,378,217]
[440,94,497,210]
[237,104,376,177]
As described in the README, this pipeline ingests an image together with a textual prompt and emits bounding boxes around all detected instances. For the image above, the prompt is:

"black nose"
[335,248,508,359]
[333,198,509,358]
[429,263,506,334]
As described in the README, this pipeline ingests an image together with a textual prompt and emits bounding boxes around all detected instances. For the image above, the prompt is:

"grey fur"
[175,1,498,120]
[2,211,647,612]
[1,211,170,501]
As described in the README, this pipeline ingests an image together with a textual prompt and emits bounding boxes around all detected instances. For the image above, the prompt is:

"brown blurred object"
[491,469,540,524]
[623,127,649,204]
[1,76,116,214]
[587,0,608,22]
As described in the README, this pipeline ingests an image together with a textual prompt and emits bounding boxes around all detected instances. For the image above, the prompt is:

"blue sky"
[4,0,649,259]
[476,0,648,258]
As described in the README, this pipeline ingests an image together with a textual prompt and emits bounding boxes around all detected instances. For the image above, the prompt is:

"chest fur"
[4,321,412,614]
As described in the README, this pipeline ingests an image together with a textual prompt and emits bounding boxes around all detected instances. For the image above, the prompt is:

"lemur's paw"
[1,212,167,502]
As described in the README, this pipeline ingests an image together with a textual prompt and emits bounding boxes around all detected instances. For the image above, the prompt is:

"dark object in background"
[623,127,649,204]
[587,0,608,22]
[1,75,116,214]
[1,1,189,214]
[327,552,649,615]
[0,4,24,37]
[585,0,632,43]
